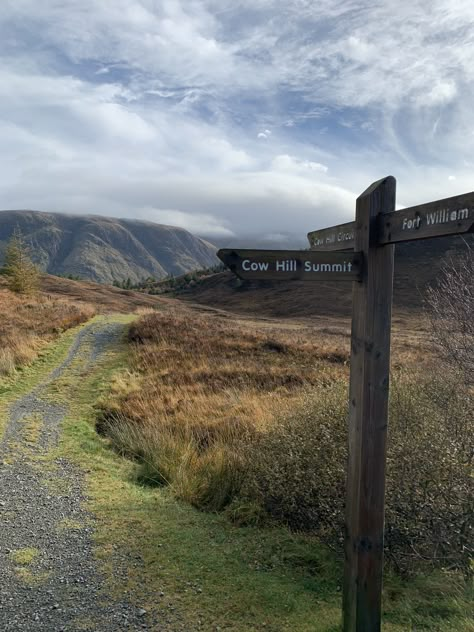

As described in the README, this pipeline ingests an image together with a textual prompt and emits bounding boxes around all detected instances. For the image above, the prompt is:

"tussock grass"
[0,280,95,374]
[104,411,250,511]
[101,308,472,579]
[99,308,343,510]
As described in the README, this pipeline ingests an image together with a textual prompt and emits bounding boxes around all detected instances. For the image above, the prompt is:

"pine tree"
[2,228,39,294]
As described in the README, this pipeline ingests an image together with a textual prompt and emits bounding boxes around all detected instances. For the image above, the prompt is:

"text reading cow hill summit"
[217,249,361,281]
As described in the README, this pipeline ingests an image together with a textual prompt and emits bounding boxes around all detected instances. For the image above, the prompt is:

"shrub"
[386,371,473,576]
[242,372,473,575]
[426,248,473,384]
[241,381,347,538]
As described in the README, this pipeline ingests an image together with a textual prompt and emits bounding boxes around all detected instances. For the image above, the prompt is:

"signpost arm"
[343,176,396,632]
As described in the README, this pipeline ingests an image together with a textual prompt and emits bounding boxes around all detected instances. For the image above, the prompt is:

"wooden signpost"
[307,221,355,251]
[308,191,474,251]
[218,178,474,632]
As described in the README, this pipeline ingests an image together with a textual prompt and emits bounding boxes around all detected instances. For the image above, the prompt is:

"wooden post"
[343,176,396,632]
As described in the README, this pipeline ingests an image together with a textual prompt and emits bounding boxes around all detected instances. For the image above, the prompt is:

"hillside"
[0,210,218,284]
[0,272,171,375]
[174,235,473,318]
[0,266,470,632]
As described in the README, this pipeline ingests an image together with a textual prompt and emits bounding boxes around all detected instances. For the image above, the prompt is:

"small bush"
[386,372,473,576]
[426,249,473,383]
[242,372,473,575]
[242,381,347,537]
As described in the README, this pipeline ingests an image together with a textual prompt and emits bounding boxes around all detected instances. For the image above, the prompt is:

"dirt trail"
[0,321,154,631]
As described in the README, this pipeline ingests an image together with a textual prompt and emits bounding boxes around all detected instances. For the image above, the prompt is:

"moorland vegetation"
[0,277,95,376]
[99,251,473,579]
[0,231,95,375]
[0,246,471,629]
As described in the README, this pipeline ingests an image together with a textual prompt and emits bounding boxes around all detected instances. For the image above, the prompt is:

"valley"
[4,4,474,631]
[0,271,471,631]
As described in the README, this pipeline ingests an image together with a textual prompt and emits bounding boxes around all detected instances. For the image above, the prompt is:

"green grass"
[0,315,107,439]
[2,313,472,631]
[10,547,40,565]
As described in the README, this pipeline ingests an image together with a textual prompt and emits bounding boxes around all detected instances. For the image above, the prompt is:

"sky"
[1,1,474,245]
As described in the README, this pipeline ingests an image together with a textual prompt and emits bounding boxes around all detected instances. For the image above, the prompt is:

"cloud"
[272,155,328,174]
[0,1,473,241]
[137,208,234,237]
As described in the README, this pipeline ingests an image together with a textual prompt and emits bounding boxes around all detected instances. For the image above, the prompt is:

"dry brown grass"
[100,304,472,575]
[0,278,96,374]
[104,307,354,428]
[101,302,433,441]
[40,274,170,313]
[98,306,354,509]
[0,271,174,376]
[99,303,435,509]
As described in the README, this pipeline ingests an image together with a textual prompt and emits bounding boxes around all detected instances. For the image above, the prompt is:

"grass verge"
[0,317,106,439]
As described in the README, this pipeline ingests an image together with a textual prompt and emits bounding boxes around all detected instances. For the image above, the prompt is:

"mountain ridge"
[173,234,474,317]
[0,210,218,284]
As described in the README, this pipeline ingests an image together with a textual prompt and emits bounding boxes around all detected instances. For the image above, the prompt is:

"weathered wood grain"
[379,191,474,244]
[307,221,356,251]
[343,177,396,632]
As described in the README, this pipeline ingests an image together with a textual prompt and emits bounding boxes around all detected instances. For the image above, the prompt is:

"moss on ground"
[10,547,40,566]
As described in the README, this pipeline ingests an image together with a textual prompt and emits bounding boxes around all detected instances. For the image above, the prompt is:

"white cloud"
[137,208,234,237]
[272,155,329,174]
[0,1,473,241]
[413,81,458,108]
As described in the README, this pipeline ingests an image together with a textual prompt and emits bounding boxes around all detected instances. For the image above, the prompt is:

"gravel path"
[0,321,157,632]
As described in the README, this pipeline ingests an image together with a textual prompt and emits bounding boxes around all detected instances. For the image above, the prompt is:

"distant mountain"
[0,211,218,284]
[203,232,308,250]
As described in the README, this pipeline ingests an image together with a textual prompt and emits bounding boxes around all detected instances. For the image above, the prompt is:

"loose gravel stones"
[0,322,164,631]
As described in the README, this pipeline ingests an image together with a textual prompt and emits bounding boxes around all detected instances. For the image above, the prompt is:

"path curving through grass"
[0,320,156,631]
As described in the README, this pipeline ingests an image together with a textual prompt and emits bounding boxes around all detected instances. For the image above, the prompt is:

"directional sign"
[379,191,474,244]
[220,177,473,632]
[307,221,355,251]
[308,191,474,252]
[217,249,362,281]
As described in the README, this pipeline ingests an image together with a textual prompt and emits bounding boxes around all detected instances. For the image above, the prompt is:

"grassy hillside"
[0,270,471,630]
[0,210,218,284]
[0,273,169,375]
[40,274,171,313]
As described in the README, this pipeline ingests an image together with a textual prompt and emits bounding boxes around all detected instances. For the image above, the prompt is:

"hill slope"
[0,210,218,283]
[176,235,473,317]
